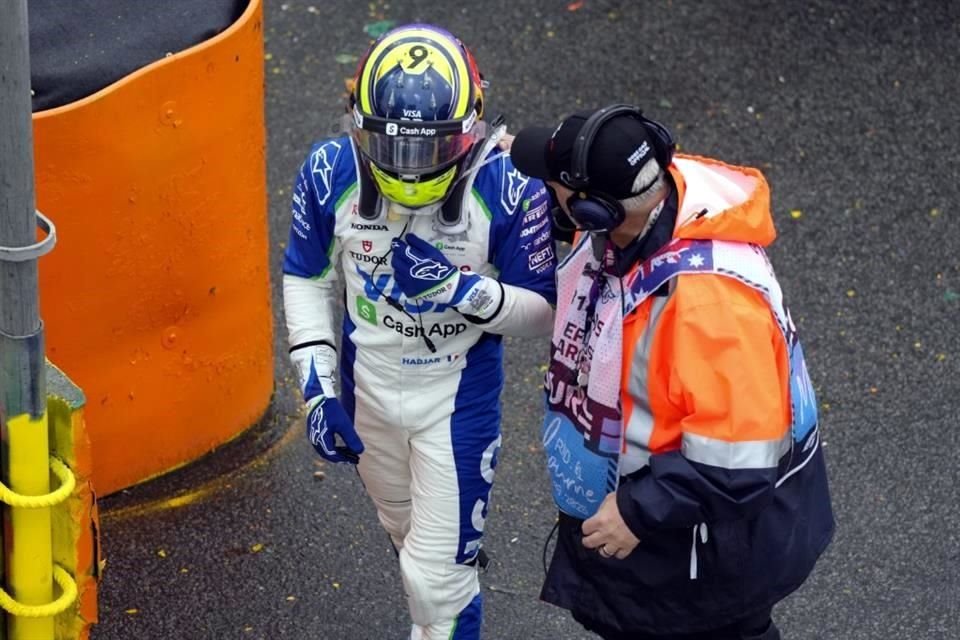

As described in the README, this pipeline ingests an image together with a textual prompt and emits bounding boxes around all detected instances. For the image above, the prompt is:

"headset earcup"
[642,117,676,168]
[567,193,625,231]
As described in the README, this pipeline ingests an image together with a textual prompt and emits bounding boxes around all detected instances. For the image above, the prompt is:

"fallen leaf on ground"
[364,20,396,38]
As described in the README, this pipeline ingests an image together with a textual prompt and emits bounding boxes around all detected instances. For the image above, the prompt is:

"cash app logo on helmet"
[351,24,485,207]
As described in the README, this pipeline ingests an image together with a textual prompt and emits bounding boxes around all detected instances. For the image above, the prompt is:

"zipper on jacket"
[689,522,709,580]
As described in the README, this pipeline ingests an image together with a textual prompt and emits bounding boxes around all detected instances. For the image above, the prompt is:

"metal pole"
[1,2,55,638]
[0,0,40,340]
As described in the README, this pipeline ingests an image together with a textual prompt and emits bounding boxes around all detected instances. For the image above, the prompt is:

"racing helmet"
[350,24,485,208]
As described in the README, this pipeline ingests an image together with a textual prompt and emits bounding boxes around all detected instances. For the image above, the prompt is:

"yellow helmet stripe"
[358,27,471,117]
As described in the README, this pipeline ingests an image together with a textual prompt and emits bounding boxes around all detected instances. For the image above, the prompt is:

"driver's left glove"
[390,233,503,320]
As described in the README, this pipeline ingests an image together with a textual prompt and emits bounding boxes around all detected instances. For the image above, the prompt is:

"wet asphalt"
[90,1,960,639]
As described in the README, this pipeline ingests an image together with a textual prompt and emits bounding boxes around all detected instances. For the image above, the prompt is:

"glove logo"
[405,246,454,281]
[308,402,326,447]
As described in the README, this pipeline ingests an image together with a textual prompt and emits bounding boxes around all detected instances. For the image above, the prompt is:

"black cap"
[511,108,665,199]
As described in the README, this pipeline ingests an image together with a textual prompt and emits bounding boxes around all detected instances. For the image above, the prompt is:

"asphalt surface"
[90,1,960,639]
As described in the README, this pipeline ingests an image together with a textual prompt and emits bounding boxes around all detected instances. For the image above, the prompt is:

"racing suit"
[282,136,556,639]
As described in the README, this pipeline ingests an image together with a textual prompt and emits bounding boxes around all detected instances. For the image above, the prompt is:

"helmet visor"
[351,108,481,175]
[353,129,477,174]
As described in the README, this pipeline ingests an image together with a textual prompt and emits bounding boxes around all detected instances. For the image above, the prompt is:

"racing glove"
[390,233,504,321]
[289,343,364,464]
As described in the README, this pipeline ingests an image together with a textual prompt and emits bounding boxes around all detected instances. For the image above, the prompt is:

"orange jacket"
[620,155,790,480]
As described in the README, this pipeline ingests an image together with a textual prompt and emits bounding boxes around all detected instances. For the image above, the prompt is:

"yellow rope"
[0,457,75,508]
[0,456,80,616]
[0,565,77,618]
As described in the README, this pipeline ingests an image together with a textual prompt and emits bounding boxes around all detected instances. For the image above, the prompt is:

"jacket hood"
[669,155,777,247]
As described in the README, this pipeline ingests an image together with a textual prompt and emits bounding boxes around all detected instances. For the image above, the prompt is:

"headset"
[562,104,676,232]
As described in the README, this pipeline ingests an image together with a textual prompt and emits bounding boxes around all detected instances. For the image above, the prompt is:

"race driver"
[281,24,556,640]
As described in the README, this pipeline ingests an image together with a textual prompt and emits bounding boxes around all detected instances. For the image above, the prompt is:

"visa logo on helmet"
[627,141,651,166]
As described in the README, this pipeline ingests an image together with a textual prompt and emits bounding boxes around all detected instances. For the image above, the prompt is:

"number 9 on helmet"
[349,24,486,208]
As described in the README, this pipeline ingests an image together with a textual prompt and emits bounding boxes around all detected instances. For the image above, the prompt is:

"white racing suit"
[282,136,556,639]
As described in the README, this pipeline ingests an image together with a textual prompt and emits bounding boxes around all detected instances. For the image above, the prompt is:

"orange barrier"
[32,0,273,494]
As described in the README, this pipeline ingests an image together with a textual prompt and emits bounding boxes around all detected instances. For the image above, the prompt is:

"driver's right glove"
[289,344,364,464]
